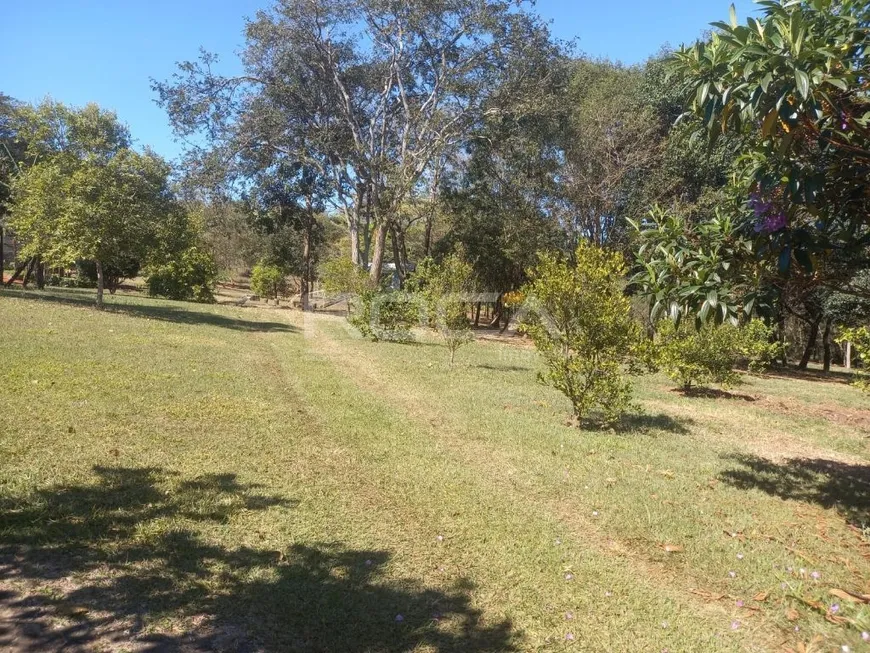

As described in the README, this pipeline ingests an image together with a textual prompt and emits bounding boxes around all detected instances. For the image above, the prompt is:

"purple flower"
[830,603,840,614]
[365,559,373,566]
[565,573,574,581]
[731,620,741,631]
[736,600,744,608]
[749,191,787,233]
[565,633,575,641]
[728,571,737,578]
[395,614,404,622]
[810,570,820,580]
[565,611,574,620]
[436,535,444,542]
[862,632,869,641]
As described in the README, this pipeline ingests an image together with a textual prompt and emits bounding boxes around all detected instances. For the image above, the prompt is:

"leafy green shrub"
[46,274,95,289]
[145,247,217,303]
[409,255,475,365]
[656,319,778,390]
[76,257,140,294]
[837,327,870,393]
[319,257,372,314]
[250,261,289,304]
[737,319,781,374]
[519,241,645,425]
[350,289,422,343]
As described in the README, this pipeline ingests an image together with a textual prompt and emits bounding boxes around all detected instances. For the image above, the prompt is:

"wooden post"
[846,341,852,370]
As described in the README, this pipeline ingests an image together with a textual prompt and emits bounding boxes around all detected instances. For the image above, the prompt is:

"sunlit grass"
[1,287,868,651]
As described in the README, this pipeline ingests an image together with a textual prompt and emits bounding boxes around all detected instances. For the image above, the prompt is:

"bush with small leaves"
[519,241,645,425]
[350,289,422,343]
[250,261,289,304]
[145,247,217,303]
[656,319,778,390]
[409,255,475,365]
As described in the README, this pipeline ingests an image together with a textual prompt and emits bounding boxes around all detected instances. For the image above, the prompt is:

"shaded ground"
[0,467,512,652]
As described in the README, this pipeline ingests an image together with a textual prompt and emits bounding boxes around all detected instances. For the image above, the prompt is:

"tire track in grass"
[284,315,770,651]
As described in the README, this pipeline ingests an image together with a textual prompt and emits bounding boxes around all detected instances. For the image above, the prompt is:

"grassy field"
[1,287,869,652]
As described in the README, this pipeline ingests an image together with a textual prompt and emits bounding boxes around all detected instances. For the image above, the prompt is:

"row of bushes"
[326,245,784,418]
[42,247,218,303]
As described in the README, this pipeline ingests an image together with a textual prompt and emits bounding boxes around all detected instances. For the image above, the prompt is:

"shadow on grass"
[474,363,533,373]
[573,412,693,435]
[718,454,870,528]
[762,364,854,385]
[0,288,296,333]
[0,466,514,652]
[673,387,758,402]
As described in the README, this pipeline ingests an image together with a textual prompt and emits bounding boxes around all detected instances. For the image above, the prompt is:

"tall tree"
[154,0,555,283]
[11,148,179,308]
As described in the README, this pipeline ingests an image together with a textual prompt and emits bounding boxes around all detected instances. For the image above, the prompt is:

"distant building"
[366,261,416,289]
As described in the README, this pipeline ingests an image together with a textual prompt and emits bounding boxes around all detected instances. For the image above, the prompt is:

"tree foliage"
[629,206,773,326]
[655,319,779,390]
[250,260,289,304]
[145,246,217,303]
[154,0,554,285]
[519,242,645,425]
[671,0,870,272]
[411,255,476,365]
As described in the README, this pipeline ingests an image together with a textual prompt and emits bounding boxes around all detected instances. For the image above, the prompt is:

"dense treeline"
[1,0,868,373]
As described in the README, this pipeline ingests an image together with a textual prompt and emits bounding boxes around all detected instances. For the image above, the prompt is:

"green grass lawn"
[1,287,869,651]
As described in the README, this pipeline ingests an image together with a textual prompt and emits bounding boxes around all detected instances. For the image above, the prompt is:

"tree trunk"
[22,258,35,288]
[5,259,28,287]
[95,259,105,309]
[0,226,4,285]
[369,222,389,285]
[423,218,433,259]
[777,313,788,365]
[488,294,503,328]
[474,302,481,327]
[349,220,361,267]
[301,225,311,311]
[390,224,407,287]
[798,317,821,370]
[822,317,833,373]
[35,257,45,290]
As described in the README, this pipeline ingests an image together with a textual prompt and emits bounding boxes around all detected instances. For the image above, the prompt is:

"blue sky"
[1,0,759,160]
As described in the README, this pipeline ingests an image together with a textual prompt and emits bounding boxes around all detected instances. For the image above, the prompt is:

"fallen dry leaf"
[829,588,870,604]
[753,591,769,602]
[690,588,725,602]
[786,607,800,621]
[662,544,684,553]
[658,469,675,479]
